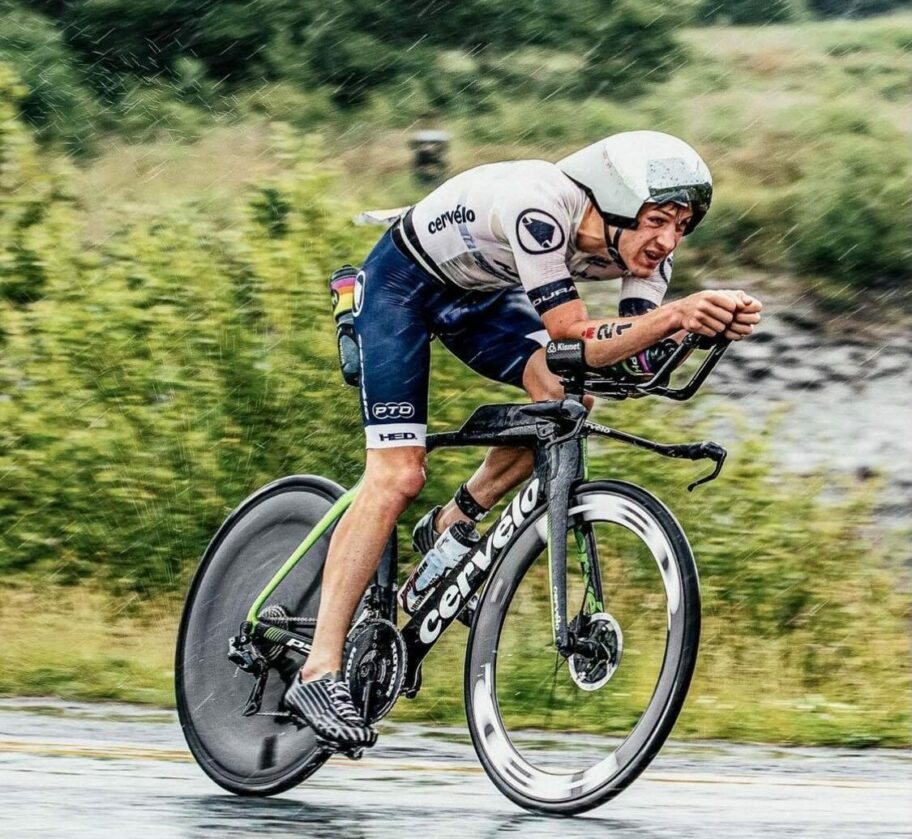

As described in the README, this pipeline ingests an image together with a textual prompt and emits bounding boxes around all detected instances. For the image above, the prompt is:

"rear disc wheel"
[175,475,347,796]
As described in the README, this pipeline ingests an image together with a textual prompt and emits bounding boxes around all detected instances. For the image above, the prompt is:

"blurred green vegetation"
[6,7,908,290]
[0,8,909,744]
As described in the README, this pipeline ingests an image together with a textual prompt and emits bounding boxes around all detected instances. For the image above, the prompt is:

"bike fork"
[545,434,586,658]
[574,523,604,615]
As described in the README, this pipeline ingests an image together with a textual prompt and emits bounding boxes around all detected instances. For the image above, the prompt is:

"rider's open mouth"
[643,249,663,265]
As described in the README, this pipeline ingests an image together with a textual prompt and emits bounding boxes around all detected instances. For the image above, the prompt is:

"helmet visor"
[646,158,712,233]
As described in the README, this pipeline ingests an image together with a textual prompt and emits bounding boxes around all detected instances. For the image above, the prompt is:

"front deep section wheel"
[465,480,701,815]
[175,475,347,796]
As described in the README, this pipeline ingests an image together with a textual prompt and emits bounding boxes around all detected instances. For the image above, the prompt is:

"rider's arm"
[617,258,688,347]
[617,255,670,317]
[542,298,680,367]
[542,292,743,368]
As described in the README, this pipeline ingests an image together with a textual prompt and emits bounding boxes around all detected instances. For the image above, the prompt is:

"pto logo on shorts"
[516,209,565,254]
[372,402,415,420]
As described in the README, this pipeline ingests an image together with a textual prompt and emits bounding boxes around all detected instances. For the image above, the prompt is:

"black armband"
[528,278,579,316]
[454,482,490,523]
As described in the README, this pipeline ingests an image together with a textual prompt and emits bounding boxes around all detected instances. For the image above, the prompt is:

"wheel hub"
[568,611,623,691]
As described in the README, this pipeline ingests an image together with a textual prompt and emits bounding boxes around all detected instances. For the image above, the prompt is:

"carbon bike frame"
[242,398,592,696]
[238,336,730,700]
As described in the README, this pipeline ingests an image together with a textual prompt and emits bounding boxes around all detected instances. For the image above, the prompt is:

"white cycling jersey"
[391,159,672,316]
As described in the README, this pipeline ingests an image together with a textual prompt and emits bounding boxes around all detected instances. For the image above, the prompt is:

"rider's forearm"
[566,305,683,368]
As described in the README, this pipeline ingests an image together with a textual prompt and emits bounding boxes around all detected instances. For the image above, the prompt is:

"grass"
[58,14,912,298]
[3,571,907,747]
[72,15,912,203]
[1,583,176,705]
[63,12,911,300]
[77,120,285,242]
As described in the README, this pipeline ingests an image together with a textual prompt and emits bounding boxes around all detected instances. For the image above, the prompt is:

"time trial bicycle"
[176,334,729,815]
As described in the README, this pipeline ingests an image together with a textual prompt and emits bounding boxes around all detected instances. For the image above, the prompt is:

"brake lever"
[687,442,727,492]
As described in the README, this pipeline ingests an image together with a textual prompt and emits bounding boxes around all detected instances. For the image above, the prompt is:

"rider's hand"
[674,291,739,338]
[719,291,762,341]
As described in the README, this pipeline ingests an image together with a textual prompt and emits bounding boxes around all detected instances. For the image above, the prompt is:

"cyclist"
[283,130,762,749]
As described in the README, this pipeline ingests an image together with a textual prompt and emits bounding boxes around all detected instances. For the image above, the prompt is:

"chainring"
[343,618,407,724]
[568,611,623,692]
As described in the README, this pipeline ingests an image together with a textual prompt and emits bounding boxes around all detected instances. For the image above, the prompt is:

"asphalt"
[0,698,909,838]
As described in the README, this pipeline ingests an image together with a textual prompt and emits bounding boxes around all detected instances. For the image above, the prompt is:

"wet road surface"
[1,698,909,838]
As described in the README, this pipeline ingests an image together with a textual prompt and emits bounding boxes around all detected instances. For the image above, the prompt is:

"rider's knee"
[522,349,563,402]
[522,350,593,408]
[526,379,564,402]
[365,451,427,505]
[388,466,426,503]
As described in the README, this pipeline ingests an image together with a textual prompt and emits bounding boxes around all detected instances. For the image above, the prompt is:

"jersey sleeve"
[618,254,672,316]
[499,189,580,316]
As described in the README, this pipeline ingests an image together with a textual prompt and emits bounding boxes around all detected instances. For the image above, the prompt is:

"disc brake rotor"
[568,611,624,691]
[343,618,407,724]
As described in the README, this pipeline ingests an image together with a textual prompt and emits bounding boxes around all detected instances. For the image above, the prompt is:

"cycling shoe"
[283,671,377,751]
[411,505,441,556]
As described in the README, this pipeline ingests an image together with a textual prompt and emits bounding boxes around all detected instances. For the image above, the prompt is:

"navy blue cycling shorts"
[353,227,548,448]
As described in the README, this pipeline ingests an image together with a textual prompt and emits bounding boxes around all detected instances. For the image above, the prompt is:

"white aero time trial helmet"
[558,131,712,235]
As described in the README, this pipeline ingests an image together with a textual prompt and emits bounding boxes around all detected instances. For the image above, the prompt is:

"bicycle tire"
[464,480,701,815]
[175,474,348,796]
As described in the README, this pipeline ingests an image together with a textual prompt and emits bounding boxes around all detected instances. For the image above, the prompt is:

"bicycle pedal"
[315,736,364,761]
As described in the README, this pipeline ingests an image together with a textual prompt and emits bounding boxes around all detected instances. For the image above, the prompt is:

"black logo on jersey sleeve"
[659,253,673,283]
[516,209,566,255]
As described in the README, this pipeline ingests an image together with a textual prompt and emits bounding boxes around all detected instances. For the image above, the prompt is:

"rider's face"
[616,203,692,277]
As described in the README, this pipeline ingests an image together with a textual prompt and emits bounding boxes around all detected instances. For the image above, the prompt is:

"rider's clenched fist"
[674,290,762,341]
[720,290,762,341]
[674,290,739,337]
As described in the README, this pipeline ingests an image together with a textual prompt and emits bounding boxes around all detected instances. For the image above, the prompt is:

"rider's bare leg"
[299,446,426,681]
[434,445,533,532]
[435,348,592,533]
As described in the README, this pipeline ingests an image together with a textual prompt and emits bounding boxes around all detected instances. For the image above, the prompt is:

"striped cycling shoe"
[283,671,377,752]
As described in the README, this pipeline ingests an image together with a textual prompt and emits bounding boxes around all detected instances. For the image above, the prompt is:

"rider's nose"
[656,225,677,253]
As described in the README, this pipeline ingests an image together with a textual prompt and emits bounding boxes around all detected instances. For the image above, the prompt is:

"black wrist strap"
[454,482,489,522]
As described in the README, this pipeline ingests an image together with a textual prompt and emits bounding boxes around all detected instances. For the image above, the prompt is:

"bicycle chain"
[258,614,318,626]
